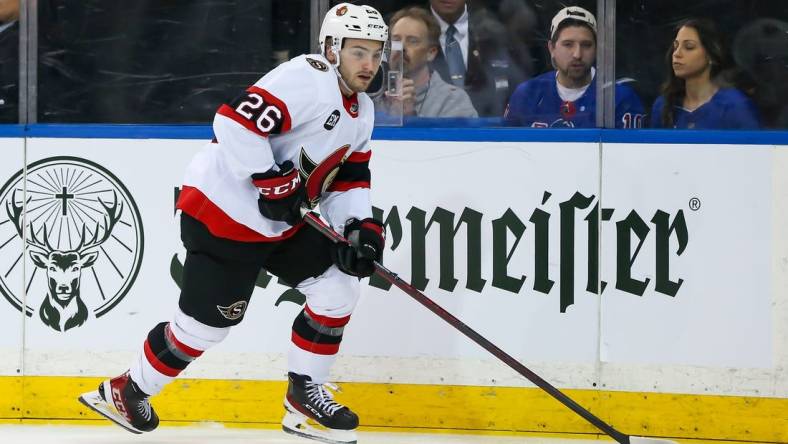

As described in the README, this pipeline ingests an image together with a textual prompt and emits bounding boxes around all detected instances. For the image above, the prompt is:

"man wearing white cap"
[504,6,644,128]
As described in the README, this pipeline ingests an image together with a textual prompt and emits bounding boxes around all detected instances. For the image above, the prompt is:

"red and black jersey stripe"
[327,150,371,192]
[176,185,304,242]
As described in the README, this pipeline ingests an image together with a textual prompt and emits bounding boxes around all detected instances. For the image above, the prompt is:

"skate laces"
[305,381,343,416]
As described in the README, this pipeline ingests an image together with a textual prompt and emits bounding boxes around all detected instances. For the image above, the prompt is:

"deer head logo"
[7,190,123,331]
[0,156,144,332]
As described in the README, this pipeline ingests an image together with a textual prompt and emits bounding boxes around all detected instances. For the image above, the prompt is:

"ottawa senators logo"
[217,301,248,320]
[306,57,328,72]
[299,145,350,207]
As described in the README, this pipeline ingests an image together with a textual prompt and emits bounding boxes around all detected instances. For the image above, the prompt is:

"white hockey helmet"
[319,3,389,68]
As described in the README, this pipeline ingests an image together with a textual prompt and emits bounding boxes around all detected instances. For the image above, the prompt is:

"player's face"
[671,26,710,80]
[391,17,437,77]
[338,38,385,94]
[550,26,596,86]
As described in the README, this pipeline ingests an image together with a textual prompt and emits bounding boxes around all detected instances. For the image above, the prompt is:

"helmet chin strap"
[333,62,353,94]
[329,43,354,95]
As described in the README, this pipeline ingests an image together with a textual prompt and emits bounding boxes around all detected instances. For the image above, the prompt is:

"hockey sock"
[148,322,203,375]
[130,322,202,394]
[288,305,350,383]
[129,309,230,395]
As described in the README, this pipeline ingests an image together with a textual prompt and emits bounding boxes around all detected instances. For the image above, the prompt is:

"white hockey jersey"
[177,54,376,242]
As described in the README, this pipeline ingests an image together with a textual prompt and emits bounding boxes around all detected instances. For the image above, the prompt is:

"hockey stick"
[302,210,678,444]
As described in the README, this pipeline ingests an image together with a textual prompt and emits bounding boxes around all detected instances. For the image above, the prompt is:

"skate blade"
[282,408,356,444]
[77,384,142,435]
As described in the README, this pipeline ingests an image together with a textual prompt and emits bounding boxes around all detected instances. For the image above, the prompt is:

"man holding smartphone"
[375,6,477,118]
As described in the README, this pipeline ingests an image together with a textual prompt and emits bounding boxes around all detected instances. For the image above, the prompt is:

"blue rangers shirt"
[504,71,645,128]
[650,88,760,129]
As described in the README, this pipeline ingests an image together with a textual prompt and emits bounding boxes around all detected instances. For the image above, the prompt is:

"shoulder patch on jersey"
[306,57,328,72]
[324,110,341,130]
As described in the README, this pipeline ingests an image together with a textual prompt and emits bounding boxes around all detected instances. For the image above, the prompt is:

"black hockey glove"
[252,161,305,225]
[332,218,385,278]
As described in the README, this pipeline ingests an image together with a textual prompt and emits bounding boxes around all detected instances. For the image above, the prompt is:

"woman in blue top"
[651,19,759,130]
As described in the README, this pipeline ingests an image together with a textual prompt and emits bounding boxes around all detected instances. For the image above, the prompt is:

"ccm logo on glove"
[252,161,306,225]
[256,174,301,197]
[253,168,301,198]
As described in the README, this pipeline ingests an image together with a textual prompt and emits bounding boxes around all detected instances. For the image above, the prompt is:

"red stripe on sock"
[165,324,204,358]
[144,340,180,377]
[304,305,350,328]
[291,332,340,355]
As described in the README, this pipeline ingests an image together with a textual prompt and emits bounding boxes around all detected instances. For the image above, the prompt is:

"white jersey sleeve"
[212,60,323,178]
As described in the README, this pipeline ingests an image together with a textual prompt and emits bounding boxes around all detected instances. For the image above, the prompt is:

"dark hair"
[659,18,726,128]
[389,6,440,48]
[550,19,596,44]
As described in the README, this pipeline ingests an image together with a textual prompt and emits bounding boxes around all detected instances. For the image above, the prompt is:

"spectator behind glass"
[732,19,788,129]
[651,19,760,130]
[504,6,644,128]
[429,0,527,117]
[375,6,477,118]
[0,0,19,122]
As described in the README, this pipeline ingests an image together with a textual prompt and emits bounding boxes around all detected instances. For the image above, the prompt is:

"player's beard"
[344,75,369,93]
[339,67,376,93]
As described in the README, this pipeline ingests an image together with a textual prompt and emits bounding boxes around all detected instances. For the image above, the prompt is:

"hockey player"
[78,4,388,444]
[503,6,644,128]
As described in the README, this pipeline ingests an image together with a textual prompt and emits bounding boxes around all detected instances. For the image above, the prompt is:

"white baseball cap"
[550,6,597,40]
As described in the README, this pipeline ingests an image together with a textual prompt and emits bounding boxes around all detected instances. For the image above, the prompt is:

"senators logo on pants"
[0,156,144,332]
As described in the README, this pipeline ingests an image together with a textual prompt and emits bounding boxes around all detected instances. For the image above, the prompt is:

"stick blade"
[630,437,681,444]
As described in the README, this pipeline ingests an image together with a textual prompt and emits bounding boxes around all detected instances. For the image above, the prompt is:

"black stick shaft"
[302,212,630,444]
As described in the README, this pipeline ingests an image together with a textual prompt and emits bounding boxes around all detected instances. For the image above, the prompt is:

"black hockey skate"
[282,372,358,444]
[78,371,159,434]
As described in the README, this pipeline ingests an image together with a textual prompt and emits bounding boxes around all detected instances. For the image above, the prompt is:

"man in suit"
[429,0,527,117]
[375,6,477,118]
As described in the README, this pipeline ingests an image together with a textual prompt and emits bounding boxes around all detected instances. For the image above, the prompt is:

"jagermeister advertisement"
[0,137,774,378]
